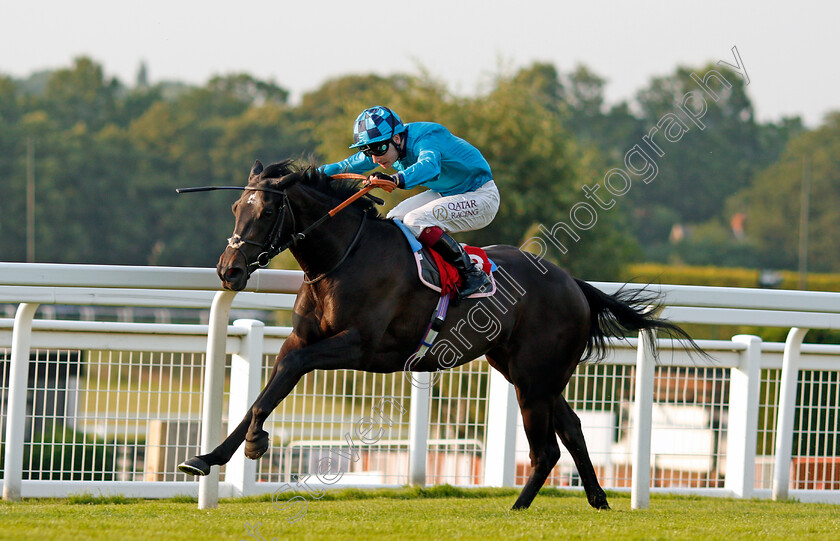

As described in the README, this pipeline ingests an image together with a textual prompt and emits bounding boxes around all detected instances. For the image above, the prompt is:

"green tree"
[729,112,840,272]
[0,76,24,259]
[538,64,646,167]
[633,64,760,226]
[43,57,121,131]
[0,75,21,122]
[452,67,639,279]
[5,57,811,276]
[120,76,302,266]
[0,61,307,266]
[624,63,805,265]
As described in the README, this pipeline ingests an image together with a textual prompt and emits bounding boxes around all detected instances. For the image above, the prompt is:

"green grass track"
[1,486,838,541]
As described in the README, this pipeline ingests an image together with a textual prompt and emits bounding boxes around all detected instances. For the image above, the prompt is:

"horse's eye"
[263,208,274,217]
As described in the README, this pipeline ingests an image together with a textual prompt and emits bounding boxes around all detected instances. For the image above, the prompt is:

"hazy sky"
[2,0,837,126]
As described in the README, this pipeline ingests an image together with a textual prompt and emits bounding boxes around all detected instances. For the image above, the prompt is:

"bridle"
[226,187,368,284]
[226,187,297,274]
[177,174,375,284]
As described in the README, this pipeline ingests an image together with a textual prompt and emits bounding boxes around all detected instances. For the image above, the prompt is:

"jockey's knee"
[385,208,405,221]
[400,215,428,238]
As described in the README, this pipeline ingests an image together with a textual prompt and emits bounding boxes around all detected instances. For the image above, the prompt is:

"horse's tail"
[574,279,706,362]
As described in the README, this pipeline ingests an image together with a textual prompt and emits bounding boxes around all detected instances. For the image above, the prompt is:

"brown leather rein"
[326,173,376,215]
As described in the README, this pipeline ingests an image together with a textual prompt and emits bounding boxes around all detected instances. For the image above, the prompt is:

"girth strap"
[405,294,451,371]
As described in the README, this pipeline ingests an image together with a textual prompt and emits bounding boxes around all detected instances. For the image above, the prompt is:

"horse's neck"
[287,192,367,279]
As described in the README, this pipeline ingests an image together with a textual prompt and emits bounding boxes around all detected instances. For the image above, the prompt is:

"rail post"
[198,290,237,509]
[726,335,762,498]
[631,331,655,510]
[408,373,431,486]
[773,327,808,501]
[484,367,518,486]
[226,319,265,497]
[2,303,40,501]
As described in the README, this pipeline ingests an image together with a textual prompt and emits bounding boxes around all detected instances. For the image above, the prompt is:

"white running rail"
[1,263,839,509]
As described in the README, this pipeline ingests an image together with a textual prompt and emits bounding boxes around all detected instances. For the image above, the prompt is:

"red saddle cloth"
[426,246,494,297]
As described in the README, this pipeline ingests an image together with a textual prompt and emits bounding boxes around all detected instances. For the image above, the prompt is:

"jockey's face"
[371,134,401,169]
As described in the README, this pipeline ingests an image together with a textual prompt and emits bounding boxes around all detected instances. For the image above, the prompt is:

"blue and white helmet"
[350,106,406,148]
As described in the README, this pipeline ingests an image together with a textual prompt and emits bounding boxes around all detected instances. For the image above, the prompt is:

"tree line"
[1,57,835,279]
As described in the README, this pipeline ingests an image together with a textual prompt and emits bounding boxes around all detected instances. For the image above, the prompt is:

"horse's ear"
[250,160,264,178]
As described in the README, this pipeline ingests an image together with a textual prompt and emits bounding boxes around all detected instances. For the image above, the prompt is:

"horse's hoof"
[589,492,611,510]
[511,499,531,511]
[178,457,210,476]
[245,430,270,459]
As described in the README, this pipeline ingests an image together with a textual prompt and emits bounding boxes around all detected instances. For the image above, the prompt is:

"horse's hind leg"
[511,393,561,510]
[554,394,610,509]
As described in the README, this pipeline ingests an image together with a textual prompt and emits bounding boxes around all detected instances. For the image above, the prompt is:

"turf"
[1,487,838,541]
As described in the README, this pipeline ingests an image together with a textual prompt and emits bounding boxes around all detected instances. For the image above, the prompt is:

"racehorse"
[178,159,702,510]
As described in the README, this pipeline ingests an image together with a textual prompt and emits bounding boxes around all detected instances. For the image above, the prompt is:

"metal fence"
[1,263,839,508]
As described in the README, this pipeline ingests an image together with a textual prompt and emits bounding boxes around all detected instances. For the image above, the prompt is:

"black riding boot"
[433,232,491,299]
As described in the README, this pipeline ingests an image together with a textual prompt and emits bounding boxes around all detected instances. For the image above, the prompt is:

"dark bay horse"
[179,159,701,510]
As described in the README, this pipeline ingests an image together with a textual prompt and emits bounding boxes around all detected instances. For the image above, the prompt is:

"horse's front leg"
[179,329,363,475]
[245,328,364,459]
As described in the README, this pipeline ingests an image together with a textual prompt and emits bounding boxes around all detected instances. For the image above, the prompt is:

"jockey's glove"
[365,172,401,192]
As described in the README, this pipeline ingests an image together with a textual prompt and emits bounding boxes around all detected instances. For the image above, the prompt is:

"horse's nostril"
[225,267,243,282]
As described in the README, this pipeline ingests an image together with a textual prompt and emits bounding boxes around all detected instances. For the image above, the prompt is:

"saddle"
[392,219,496,298]
[392,219,497,370]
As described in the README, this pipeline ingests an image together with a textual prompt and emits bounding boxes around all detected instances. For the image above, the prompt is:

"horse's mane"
[258,159,382,218]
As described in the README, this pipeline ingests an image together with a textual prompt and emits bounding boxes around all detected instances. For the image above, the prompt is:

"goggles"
[359,140,391,157]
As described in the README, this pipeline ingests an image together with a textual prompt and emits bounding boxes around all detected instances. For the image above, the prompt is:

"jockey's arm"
[395,147,442,190]
[319,152,376,177]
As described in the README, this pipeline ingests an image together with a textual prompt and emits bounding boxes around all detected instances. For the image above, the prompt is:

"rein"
[177,173,375,282]
[298,173,373,284]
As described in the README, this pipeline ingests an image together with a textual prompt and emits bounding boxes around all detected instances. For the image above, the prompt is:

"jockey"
[320,106,500,299]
